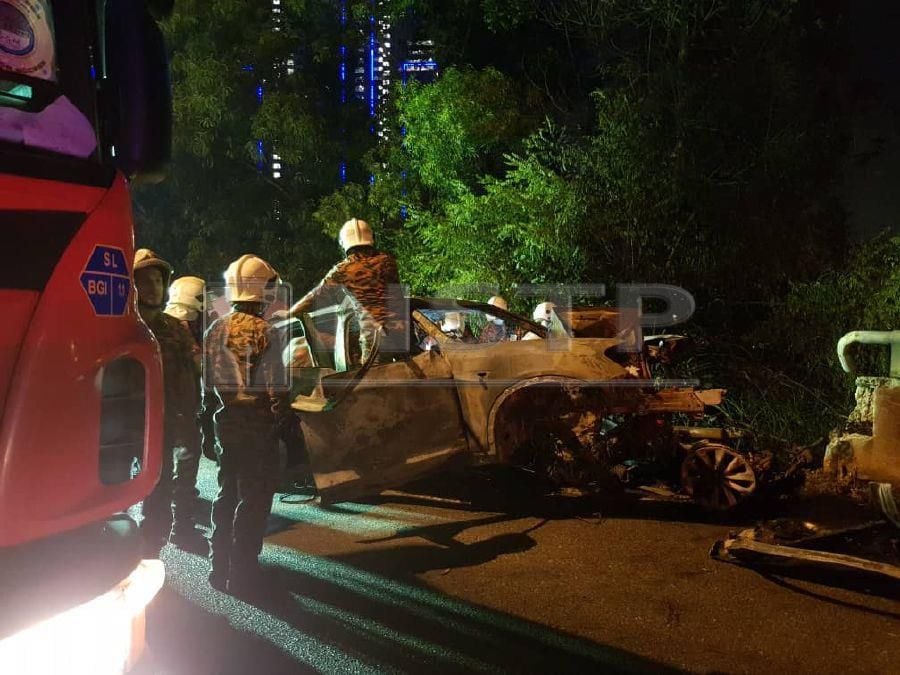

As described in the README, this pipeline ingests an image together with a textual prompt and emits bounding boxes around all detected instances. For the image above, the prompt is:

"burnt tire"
[681,442,757,510]
[493,383,615,489]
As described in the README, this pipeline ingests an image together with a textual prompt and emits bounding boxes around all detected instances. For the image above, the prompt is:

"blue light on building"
[400,59,438,85]
[368,27,377,118]
[400,60,439,72]
[256,139,265,171]
[339,42,347,103]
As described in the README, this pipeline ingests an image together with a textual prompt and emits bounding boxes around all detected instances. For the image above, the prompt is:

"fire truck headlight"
[0,559,164,674]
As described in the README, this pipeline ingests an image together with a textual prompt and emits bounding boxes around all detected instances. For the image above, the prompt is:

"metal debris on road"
[710,519,900,584]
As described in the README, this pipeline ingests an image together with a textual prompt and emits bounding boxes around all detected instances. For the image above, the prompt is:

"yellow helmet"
[224,254,280,303]
[339,217,375,251]
[133,248,173,282]
[487,295,508,312]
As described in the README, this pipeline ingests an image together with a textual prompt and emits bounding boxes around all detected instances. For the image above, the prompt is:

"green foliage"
[669,233,900,446]
[398,150,588,292]
[755,234,900,393]
[313,184,373,240]
[145,0,867,446]
[251,92,325,167]
[480,0,537,31]
[398,68,533,198]
[371,0,847,301]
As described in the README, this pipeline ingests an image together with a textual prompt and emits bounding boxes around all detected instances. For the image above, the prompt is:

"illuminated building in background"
[269,0,283,181]
[338,2,438,184]
[400,38,437,86]
[249,0,287,182]
[246,2,438,190]
[375,11,392,140]
[341,1,385,182]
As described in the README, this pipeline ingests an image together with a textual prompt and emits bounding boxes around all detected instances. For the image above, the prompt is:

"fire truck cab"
[0,1,172,671]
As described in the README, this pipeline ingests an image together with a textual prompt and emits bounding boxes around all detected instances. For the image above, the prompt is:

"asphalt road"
[143,458,900,674]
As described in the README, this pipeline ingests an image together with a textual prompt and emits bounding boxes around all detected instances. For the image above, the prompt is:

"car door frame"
[295,320,470,503]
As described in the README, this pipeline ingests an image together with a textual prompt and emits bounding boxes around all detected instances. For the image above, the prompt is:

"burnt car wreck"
[279,298,761,510]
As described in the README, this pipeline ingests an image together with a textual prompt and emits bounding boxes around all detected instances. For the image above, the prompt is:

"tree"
[328,0,848,308]
[134,0,378,290]
[146,0,855,442]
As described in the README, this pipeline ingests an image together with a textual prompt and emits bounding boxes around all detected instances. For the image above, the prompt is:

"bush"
[720,233,900,445]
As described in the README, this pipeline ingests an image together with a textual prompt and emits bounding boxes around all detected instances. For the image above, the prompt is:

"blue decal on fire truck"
[80,245,130,316]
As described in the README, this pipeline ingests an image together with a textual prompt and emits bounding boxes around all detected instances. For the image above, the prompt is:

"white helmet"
[165,276,205,321]
[533,301,556,327]
[441,311,463,333]
[339,218,375,252]
[224,254,280,303]
[487,295,508,312]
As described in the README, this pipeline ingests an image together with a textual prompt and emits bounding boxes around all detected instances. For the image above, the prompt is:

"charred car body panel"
[288,298,740,506]
[300,350,469,503]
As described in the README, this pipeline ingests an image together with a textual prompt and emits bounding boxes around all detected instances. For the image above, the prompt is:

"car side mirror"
[103,0,172,182]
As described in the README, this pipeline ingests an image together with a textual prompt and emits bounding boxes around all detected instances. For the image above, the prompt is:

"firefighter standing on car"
[133,249,203,554]
[281,218,407,362]
[204,254,288,594]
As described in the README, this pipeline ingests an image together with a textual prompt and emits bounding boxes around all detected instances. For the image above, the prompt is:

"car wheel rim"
[681,443,756,510]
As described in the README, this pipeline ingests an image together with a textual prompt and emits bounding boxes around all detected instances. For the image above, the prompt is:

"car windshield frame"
[410,297,549,341]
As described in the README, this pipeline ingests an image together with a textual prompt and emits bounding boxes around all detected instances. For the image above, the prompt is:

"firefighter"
[533,301,556,328]
[163,276,218,494]
[281,218,407,363]
[488,295,508,313]
[441,311,465,339]
[133,249,202,554]
[479,295,510,343]
[165,276,220,463]
[204,254,288,594]
[165,276,205,345]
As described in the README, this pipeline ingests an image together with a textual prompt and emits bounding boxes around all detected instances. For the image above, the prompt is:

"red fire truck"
[0,1,172,671]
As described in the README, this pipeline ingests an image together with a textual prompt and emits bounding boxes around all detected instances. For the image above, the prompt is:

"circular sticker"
[0,3,33,56]
[0,1,55,81]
